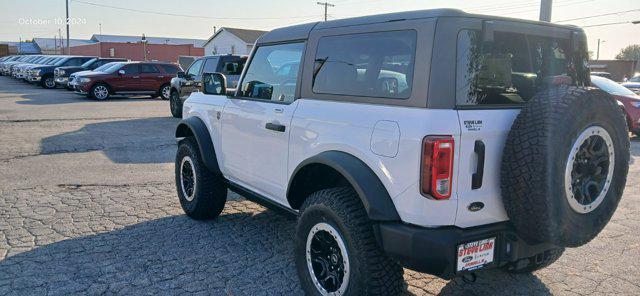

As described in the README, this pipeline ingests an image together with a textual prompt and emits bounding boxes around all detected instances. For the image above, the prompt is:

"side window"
[122,64,139,75]
[312,30,417,99]
[456,30,576,106]
[140,64,159,73]
[238,42,305,103]
[202,58,220,73]
[221,60,244,75]
[187,59,203,77]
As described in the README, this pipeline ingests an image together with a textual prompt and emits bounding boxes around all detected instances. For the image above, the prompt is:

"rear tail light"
[421,136,454,200]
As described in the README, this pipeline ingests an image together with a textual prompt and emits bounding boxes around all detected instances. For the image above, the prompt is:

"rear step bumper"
[374,221,557,279]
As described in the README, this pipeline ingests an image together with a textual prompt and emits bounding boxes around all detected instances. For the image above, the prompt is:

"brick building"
[70,42,204,63]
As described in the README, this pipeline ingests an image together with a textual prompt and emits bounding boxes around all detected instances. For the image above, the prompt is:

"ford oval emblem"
[468,202,484,212]
[462,256,473,263]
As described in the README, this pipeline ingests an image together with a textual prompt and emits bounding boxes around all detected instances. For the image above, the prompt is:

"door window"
[238,42,305,103]
[187,59,203,77]
[122,64,139,75]
[312,30,417,99]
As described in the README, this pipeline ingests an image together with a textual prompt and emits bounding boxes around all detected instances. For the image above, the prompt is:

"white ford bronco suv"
[173,9,630,295]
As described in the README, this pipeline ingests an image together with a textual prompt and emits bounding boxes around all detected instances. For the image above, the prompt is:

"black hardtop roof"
[257,8,582,44]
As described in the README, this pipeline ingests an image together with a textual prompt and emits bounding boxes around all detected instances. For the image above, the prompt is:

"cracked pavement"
[1,76,639,295]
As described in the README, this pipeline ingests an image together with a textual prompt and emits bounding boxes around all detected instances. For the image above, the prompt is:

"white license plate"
[456,237,495,272]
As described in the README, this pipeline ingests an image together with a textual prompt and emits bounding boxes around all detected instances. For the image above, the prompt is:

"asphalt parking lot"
[0,75,639,295]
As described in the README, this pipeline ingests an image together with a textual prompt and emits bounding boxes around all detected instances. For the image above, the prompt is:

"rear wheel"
[91,83,110,100]
[295,187,403,295]
[160,84,171,100]
[170,90,183,118]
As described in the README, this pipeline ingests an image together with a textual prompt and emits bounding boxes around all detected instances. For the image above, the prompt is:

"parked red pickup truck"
[70,61,182,100]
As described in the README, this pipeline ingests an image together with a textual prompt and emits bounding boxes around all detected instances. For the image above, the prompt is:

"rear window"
[140,64,159,73]
[202,57,220,73]
[456,29,587,106]
[159,64,181,74]
[313,30,417,99]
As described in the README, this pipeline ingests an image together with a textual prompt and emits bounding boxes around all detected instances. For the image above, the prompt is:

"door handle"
[133,76,140,79]
[265,122,286,132]
[472,140,485,190]
[273,108,284,113]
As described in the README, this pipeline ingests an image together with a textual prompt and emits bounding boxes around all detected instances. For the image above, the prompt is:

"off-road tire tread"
[175,137,226,220]
[297,187,403,295]
[170,90,182,118]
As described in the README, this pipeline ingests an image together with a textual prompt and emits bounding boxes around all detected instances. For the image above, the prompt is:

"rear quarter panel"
[290,99,461,227]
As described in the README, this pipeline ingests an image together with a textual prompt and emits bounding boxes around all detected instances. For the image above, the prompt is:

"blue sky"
[0,0,639,59]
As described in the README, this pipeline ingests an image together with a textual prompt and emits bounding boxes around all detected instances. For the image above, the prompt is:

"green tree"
[615,45,640,60]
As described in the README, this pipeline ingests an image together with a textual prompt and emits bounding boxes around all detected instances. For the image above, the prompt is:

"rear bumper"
[375,221,556,279]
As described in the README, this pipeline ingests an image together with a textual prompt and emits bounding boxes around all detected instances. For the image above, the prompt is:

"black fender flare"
[288,151,400,221]
[175,116,220,173]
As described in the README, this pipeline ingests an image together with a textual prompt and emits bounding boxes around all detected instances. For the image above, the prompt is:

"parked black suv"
[169,55,246,117]
[55,57,127,89]
[29,56,96,88]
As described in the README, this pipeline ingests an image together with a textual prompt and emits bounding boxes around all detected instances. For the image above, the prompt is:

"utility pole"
[65,0,70,54]
[98,23,102,57]
[142,34,147,61]
[596,39,605,60]
[59,29,63,55]
[317,2,335,22]
[539,0,552,22]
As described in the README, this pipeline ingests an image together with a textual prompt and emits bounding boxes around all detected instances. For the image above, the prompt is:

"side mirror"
[379,77,399,95]
[202,72,227,95]
[118,69,125,76]
[176,71,185,78]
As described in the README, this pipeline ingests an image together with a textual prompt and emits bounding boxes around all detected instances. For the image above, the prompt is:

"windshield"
[102,62,125,73]
[81,58,98,68]
[93,62,116,72]
[54,58,68,66]
[629,76,640,83]
[591,75,638,97]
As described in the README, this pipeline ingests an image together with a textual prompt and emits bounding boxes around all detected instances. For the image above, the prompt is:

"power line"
[70,0,320,20]
[582,20,640,28]
[556,8,640,22]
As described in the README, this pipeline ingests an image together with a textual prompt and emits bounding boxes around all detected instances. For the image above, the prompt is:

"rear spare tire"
[501,85,629,247]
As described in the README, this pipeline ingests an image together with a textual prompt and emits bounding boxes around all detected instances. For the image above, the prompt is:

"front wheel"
[295,187,403,295]
[91,83,110,100]
[175,137,227,220]
[41,76,56,89]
